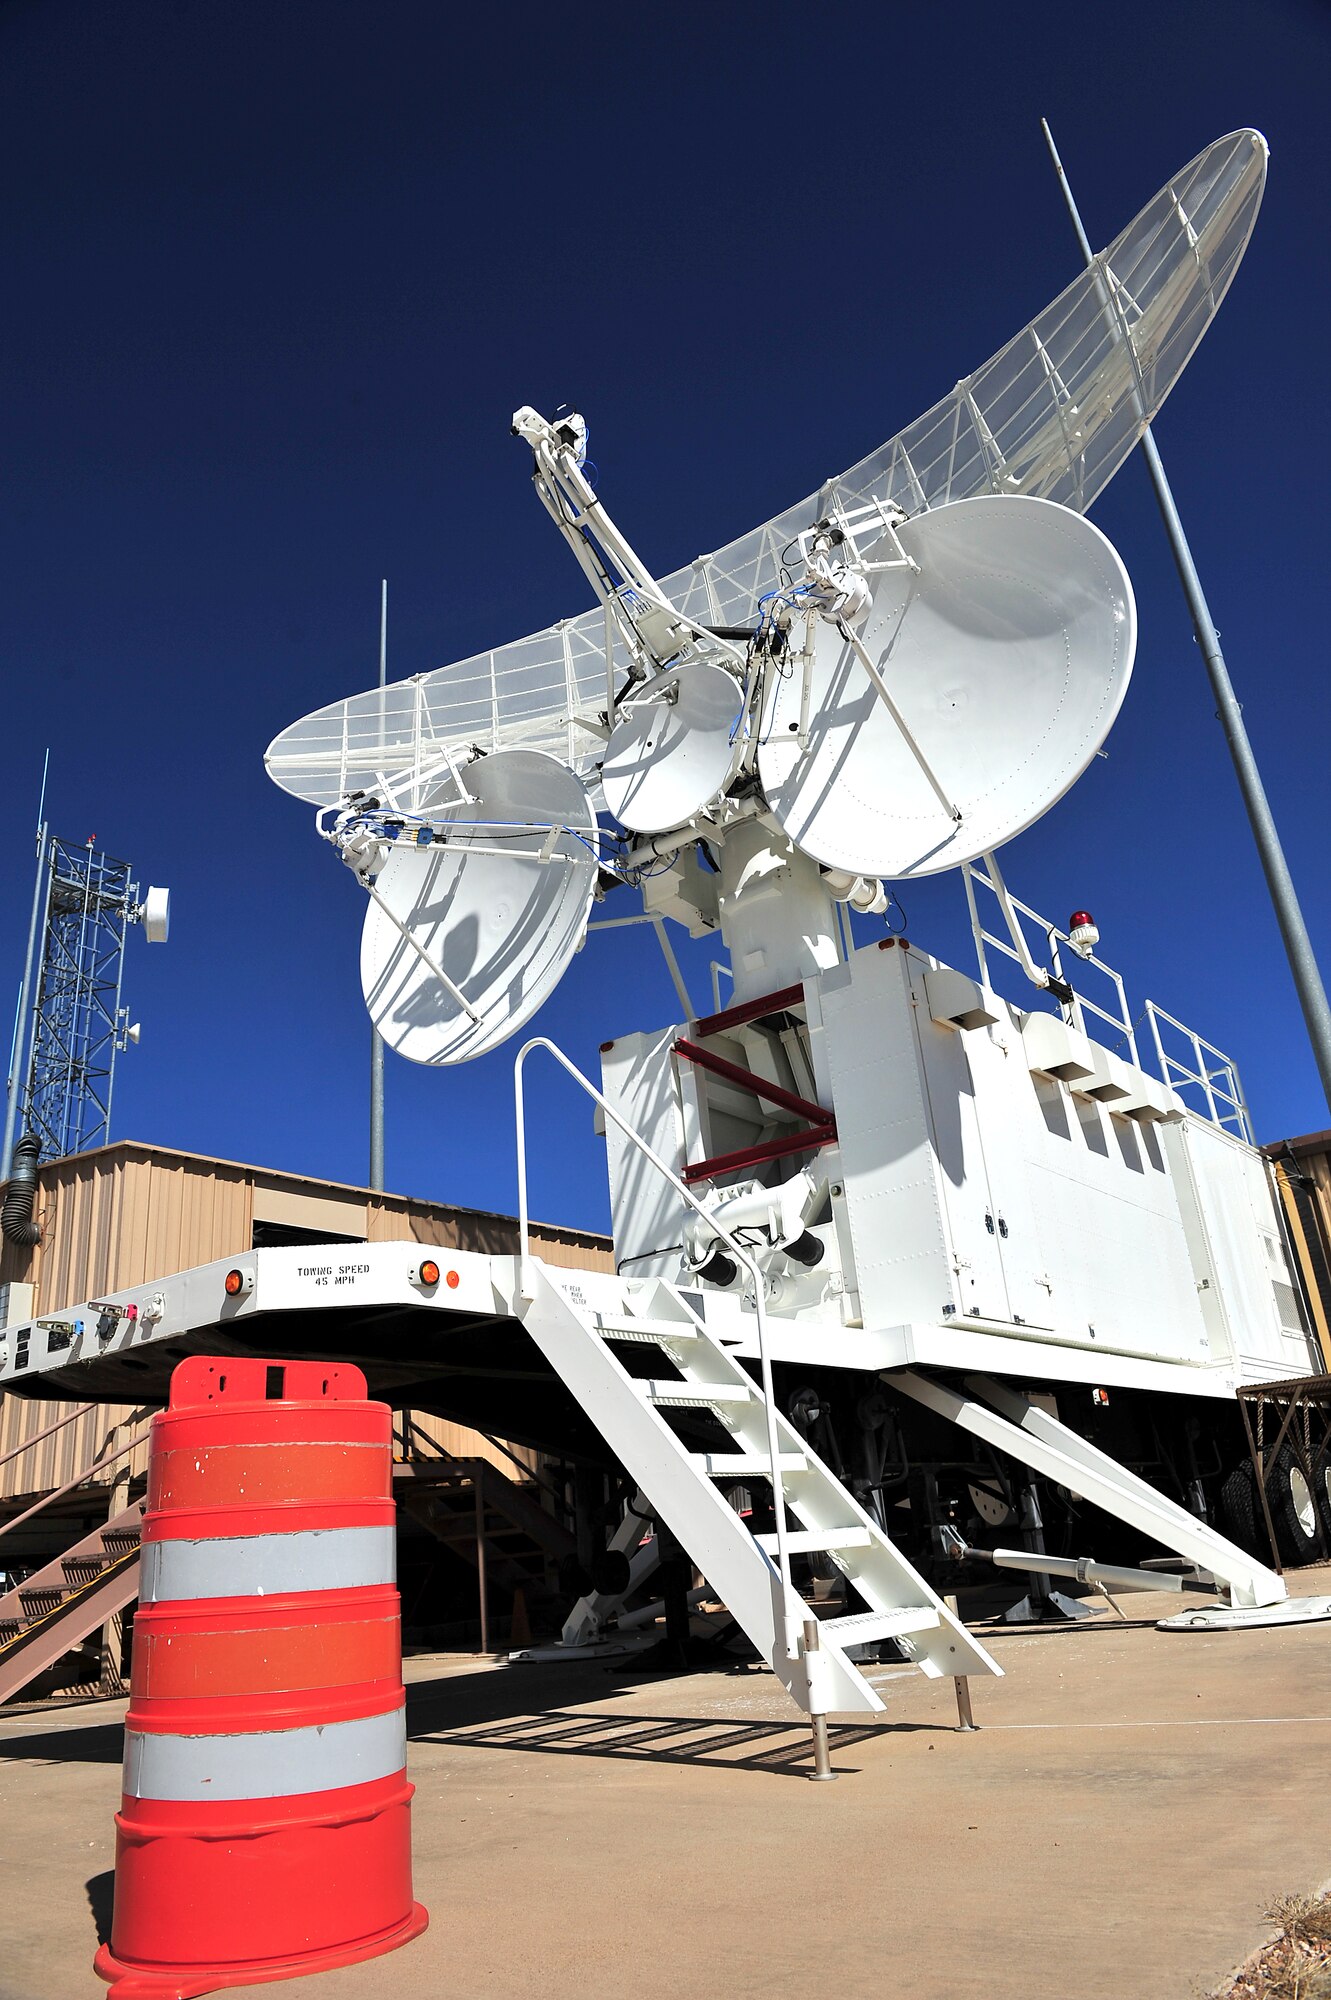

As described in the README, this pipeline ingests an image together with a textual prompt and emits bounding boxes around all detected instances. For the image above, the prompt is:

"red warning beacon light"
[1067,910,1099,960]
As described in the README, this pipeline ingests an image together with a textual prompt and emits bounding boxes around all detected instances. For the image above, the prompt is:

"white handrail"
[513,1035,797,1659]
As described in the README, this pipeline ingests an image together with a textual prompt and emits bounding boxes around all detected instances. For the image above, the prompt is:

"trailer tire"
[1269,1443,1323,1567]
[1218,1460,1263,1559]
[1315,1447,1331,1544]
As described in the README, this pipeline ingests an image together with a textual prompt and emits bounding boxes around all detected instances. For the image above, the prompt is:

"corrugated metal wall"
[0,1399,156,1507]
[0,1142,610,1502]
[1268,1133,1331,1373]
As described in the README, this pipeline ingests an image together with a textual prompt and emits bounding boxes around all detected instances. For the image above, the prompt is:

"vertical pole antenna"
[3,751,52,1172]
[1040,118,1331,1115]
[369,582,388,1191]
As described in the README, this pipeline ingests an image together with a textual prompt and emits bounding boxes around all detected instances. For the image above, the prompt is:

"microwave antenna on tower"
[3,795,169,1174]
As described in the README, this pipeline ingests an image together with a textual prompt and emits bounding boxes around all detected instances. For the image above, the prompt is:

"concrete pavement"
[3,1569,1330,2000]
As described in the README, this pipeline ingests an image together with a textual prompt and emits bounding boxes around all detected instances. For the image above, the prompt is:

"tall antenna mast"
[1040,117,1331,1116]
[369,578,388,1191]
[2,751,51,1174]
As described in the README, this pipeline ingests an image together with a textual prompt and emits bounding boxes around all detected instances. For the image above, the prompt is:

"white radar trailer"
[9,129,1330,1737]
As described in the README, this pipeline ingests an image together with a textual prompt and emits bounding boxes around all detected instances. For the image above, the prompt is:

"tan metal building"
[0,1139,612,1502]
[1265,1128,1331,1373]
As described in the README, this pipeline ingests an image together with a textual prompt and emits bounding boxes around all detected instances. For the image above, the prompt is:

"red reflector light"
[446,1269,460,1290]
[418,1260,440,1287]
[223,1269,245,1297]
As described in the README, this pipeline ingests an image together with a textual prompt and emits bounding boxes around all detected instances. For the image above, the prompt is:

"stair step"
[691,1451,808,1479]
[756,1528,873,1557]
[596,1319,705,1344]
[819,1607,942,1648]
[642,1380,753,1408]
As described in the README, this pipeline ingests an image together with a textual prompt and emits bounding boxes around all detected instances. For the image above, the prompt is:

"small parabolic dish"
[756,495,1136,879]
[141,886,170,944]
[360,748,598,1065]
[601,661,744,832]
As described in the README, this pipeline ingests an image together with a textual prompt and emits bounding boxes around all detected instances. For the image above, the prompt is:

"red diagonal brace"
[681,1128,838,1185]
[672,1036,838,1185]
[673,1038,832,1126]
[692,982,806,1040]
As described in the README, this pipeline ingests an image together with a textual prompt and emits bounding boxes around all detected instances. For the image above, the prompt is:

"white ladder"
[520,1266,1003,1715]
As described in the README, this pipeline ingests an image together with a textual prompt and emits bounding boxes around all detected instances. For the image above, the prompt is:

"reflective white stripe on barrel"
[139,1524,396,1603]
[123,1704,408,1801]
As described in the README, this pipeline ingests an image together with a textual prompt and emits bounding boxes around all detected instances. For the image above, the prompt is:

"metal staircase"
[0,1498,144,1704]
[395,1454,577,1595]
[520,1265,1002,1715]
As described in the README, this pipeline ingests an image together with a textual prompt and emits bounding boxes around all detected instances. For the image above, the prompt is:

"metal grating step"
[63,1558,113,1583]
[19,1589,70,1613]
[691,1451,808,1479]
[819,1607,941,1648]
[642,1380,753,1408]
[596,1319,706,1345]
[756,1528,872,1557]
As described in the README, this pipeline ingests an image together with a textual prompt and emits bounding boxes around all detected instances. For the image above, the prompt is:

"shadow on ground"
[412,1705,913,1776]
[0,1653,955,1779]
[405,1657,951,1776]
[86,1871,114,1948]
[0,1719,123,1764]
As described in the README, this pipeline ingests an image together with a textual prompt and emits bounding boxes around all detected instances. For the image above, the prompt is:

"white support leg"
[891,1370,1286,1609]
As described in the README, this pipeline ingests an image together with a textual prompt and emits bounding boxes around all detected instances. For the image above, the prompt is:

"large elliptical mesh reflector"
[360,749,598,1065]
[757,496,1135,879]
[264,131,1264,809]
[602,662,743,832]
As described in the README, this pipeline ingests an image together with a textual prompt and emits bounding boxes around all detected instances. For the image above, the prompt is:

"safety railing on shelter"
[963,858,1141,1063]
[1145,1002,1254,1143]
[961,860,1251,1138]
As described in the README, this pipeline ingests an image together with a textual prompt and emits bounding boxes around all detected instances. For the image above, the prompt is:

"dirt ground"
[2,1568,1330,2000]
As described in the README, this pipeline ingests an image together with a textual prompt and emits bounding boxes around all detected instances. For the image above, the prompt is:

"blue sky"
[3,0,1329,1234]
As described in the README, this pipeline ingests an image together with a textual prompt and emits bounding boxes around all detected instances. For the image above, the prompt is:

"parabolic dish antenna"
[263,130,1264,810]
[601,661,744,833]
[360,748,598,1065]
[757,495,1135,879]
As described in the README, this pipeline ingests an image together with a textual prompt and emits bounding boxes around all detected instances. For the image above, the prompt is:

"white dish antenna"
[601,661,744,834]
[140,886,171,944]
[756,496,1136,878]
[264,130,1265,808]
[358,749,598,1066]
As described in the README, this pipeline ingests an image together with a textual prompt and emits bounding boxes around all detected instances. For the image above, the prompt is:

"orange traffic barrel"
[94,1354,428,1999]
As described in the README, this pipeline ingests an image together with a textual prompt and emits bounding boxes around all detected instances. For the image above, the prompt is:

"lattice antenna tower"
[6,832,169,1166]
